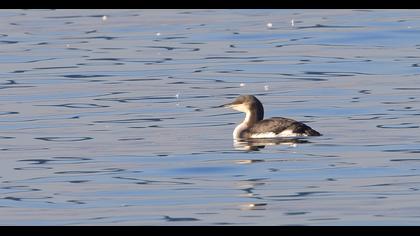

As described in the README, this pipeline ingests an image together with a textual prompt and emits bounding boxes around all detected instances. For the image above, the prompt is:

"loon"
[222,95,321,139]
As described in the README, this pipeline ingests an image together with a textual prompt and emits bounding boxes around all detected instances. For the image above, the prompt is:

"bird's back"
[244,117,321,138]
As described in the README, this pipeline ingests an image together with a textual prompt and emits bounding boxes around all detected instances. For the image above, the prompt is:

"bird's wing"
[247,117,299,134]
[246,117,320,136]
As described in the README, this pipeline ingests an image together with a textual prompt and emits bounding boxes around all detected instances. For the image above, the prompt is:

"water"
[1,9,420,225]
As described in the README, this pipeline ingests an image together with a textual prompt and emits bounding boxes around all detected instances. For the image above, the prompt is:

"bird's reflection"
[233,138,310,151]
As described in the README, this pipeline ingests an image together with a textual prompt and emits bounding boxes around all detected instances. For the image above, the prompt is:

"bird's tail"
[305,128,321,136]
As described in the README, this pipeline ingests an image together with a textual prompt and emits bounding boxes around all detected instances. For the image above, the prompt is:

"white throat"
[233,111,251,139]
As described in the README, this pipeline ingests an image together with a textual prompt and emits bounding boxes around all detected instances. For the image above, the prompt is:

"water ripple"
[33,66,79,70]
[394,87,420,90]
[1,185,41,193]
[35,137,93,142]
[54,168,124,175]
[0,40,18,44]
[36,103,109,109]
[144,46,199,52]
[384,149,420,154]
[94,118,173,124]
[0,111,19,116]
[113,176,192,185]
[390,158,420,162]
[3,196,52,202]
[163,216,200,222]
[267,191,330,199]
[18,157,92,165]
[296,24,364,29]
[204,56,259,60]
[377,123,419,129]
[62,74,112,79]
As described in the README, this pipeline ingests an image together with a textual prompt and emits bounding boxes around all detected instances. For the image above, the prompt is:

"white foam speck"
[102,15,107,21]
[156,32,161,36]
[267,22,273,28]
[264,85,269,91]
[291,19,295,27]
[240,83,245,87]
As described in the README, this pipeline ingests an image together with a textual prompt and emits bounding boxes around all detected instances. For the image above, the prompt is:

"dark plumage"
[223,95,321,139]
[243,117,321,138]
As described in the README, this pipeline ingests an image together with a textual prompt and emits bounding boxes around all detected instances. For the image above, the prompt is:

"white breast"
[250,129,307,138]
[233,122,248,139]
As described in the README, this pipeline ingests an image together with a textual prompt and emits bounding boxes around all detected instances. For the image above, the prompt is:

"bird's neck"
[233,110,260,139]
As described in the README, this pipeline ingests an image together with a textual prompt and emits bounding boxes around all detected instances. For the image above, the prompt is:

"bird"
[222,95,321,139]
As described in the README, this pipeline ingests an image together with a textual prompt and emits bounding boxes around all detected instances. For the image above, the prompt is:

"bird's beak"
[221,102,234,108]
[212,103,232,108]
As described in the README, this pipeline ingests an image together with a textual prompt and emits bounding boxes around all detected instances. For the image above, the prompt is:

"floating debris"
[102,15,108,21]
[291,19,295,27]
[240,83,245,87]
[156,32,161,36]
[266,22,273,28]
[264,85,269,91]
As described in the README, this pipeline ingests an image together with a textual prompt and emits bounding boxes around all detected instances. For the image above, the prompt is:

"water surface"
[1,9,420,225]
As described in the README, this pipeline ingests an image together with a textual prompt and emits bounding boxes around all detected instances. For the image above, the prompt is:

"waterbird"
[222,95,321,139]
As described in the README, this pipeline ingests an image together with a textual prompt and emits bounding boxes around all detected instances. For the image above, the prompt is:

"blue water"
[1,9,420,225]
